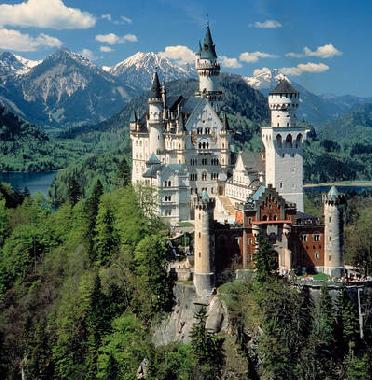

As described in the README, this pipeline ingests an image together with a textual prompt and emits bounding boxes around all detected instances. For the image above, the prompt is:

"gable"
[184,98,223,133]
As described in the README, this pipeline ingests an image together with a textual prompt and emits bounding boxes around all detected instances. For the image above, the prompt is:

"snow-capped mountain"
[0,52,41,80]
[0,48,136,127]
[108,52,197,89]
[244,67,372,124]
[244,67,288,90]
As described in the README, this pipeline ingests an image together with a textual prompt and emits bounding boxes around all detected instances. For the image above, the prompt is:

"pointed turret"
[176,112,184,134]
[222,112,229,131]
[129,110,137,123]
[195,25,221,104]
[196,41,202,56]
[150,71,161,99]
[200,25,217,59]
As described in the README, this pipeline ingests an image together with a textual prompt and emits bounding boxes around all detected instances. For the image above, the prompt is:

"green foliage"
[190,306,225,380]
[97,312,151,380]
[94,199,119,266]
[253,234,277,282]
[149,342,195,380]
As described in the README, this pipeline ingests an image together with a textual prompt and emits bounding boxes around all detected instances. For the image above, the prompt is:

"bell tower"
[262,79,308,211]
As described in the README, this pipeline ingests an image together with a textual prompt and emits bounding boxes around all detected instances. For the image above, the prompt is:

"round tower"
[262,79,308,212]
[195,25,222,105]
[323,186,346,277]
[148,71,165,155]
[193,191,215,297]
[268,79,299,128]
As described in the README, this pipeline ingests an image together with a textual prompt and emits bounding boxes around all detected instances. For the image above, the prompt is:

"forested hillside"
[0,178,371,378]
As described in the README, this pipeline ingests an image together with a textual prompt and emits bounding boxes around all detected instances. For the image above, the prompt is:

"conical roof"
[200,25,217,60]
[150,71,161,98]
[328,185,339,200]
[270,79,298,95]
[201,190,210,202]
[147,153,161,166]
[129,110,137,123]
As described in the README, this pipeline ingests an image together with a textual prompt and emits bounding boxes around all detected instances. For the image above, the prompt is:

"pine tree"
[85,179,104,261]
[67,176,82,206]
[190,306,225,380]
[95,203,119,266]
[116,157,131,187]
[253,234,277,282]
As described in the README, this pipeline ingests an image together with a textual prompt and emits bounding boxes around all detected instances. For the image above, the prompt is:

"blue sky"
[0,0,371,97]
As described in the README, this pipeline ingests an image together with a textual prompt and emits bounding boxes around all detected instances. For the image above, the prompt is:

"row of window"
[301,234,321,242]
[190,158,220,166]
[189,173,219,181]
[191,187,215,195]
[196,127,211,134]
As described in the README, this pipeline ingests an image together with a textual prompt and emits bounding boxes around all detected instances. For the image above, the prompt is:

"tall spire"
[150,71,161,99]
[200,25,217,59]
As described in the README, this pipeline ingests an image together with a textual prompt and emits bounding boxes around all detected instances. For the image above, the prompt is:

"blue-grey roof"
[147,153,161,165]
[200,26,217,60]
[129,110,137,123]
[270,79,298,95]
[150,71,162,98]
[328,185,339,200]
[251,184,266,201]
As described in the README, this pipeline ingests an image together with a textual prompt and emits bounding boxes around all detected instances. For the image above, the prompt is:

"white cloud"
[100,46,113,53]
[239,51,275,63]
[80,48,95,60]
[121,16,133,24]
[254,20,282,29]
[159,45,195,65]
[0,27,62,52]
[220,56,242,69]
[101,14,112,22]
[287,43,342,58]
[0,0,96,29]
[95,33,138,45]
[304,44,342,58]
[280,62,330,76]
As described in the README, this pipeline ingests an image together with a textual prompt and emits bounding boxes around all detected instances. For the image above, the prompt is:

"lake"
[0,171,58,197]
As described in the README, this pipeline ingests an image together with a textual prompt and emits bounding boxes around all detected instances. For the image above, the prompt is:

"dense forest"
[0,163,371,378]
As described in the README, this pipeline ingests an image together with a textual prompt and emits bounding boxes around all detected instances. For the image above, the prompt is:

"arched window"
[168,181,171,187]
[296,133,303,148]
[286,134,292,148]
[276,134,282,148]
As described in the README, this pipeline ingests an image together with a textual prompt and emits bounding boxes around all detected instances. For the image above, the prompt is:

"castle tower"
[193,191,215,297]
[195,25,222,106]
[148,71,165,155]
[262,79,308,211]
[323,186,346,277]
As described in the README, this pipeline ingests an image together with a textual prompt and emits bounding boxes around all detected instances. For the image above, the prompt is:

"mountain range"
[244,67,372,124]
[0,49,371,129]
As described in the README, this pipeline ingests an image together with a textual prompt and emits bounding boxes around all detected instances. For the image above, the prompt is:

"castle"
[130,26,346,296]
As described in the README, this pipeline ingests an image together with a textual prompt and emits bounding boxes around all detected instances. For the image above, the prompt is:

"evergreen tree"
[335,286,360,355]
[85,179,104,261]
[117,157,131,187]
[253,234,277,282]
[190,306,225,380]
[67,176,82,206]
[95,203,119,266]
[85,274,108,379]
[134,234,174,315]
[0,198,9,247]
[344,351,370,380]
